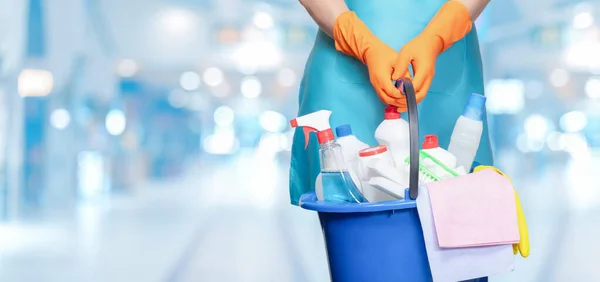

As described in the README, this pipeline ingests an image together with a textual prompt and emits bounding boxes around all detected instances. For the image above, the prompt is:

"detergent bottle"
[448,93,486,172]
[335,124,369,193]
[422,134,457,170]
[375,105,410,167]
[291,111,367,203]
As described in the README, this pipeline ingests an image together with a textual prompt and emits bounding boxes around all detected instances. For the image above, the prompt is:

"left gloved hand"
[392,1,473,111]
[333,11,404,106]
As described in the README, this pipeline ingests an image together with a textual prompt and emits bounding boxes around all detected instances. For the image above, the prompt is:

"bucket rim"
[299,190,417,213]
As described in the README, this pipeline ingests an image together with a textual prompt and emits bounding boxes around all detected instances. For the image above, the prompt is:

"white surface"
[1,157,600,281]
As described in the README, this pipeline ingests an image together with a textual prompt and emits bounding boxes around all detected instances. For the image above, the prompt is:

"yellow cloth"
[473,165,530,258]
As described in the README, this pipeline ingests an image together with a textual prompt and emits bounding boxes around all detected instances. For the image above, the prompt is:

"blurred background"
[0,0,599,281]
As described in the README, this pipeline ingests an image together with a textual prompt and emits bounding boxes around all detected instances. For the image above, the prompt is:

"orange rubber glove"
[392,1,472,110]
[333,11,403,106]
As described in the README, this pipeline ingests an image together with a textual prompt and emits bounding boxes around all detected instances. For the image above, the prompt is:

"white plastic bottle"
[422,134,457,169]
[358,145,398,202]
[374,105,410,168]
[335,125,369,192]
[448,93,486,172]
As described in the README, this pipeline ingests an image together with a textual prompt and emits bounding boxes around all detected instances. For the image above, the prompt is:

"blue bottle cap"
[462,93,487,121]
[335,124,352,137]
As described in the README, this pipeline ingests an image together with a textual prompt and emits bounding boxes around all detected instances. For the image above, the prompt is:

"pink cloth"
[427,169,520,248]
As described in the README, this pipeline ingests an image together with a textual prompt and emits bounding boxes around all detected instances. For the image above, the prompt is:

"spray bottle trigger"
[303,127,316,149]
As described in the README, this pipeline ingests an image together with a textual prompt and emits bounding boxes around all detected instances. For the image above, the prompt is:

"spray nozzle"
[290,110,333,148]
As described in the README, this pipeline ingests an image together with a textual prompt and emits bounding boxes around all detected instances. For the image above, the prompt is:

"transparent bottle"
[318,130,367,204]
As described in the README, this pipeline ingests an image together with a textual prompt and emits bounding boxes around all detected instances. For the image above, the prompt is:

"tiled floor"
[1,152,600,281]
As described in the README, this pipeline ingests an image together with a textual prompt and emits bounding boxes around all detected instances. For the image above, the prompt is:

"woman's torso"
[289,0,491,205]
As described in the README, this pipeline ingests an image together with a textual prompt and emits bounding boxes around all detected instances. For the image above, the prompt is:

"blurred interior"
[1,0,600,281]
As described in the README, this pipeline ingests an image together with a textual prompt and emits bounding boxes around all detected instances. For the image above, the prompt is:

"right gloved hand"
[333,11,403,106]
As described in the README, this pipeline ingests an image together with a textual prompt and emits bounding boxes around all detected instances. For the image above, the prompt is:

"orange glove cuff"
[333,11,378,65]
[423,1,473,52]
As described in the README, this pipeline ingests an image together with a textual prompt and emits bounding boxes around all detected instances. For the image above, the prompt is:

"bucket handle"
[395,78,419,200]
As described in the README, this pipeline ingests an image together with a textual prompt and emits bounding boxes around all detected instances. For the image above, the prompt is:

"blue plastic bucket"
[297,79,488,281]
[299,189,432,281]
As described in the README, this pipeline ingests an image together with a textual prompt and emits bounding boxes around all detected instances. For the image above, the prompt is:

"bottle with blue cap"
[448,93,487,172]
[335,124,369,194]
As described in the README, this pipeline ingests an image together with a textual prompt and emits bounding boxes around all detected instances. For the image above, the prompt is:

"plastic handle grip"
[395,78,419,200]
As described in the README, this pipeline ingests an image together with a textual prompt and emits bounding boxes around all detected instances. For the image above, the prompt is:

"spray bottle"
[290,110,367,203]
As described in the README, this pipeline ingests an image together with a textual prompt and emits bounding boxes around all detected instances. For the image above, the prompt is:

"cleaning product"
[357,145,397,202]
[448,93,486,172]
[422,134,457,176]
[291,110,367,203]
[368,177,405,200]
[335,124,369,192]
[374,105,410,167]
[364,158,407,200]
[404,150,460,183]
[455,166,467,176]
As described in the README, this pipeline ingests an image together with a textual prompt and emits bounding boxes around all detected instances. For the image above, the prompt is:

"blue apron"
[289,0,493,206]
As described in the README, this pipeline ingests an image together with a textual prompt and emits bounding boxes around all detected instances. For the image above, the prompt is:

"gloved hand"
[333,11,403,106]
[391,1,473,111]
[473,165,530,258]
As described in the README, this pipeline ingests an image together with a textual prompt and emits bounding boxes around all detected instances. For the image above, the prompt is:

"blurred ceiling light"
[279,132,291,151]
[259,111,287,133]
[524,114,550,140]
[203,128,239,155]
[564,42,600,70]
[187,92,208,111]
[563,133,591,160]
[213,105,235,126]
[18,69,53,97]
[159,8,196,36]
[585,77,600,98]
[547,131,566,151]
[283,129,294,151]
[203,67,224,87]
[516,133,529,153]
[485,79,525,114]
[168,89,189,108]
[77,151,105,200]
[527,138,545,152]
[211,82,231,98]
[560,111,588,133]
[277,68,296,87]
[253,12,274,29]
[232,41,282,71]
[241,76,262,98]
[117,59,138,78]
[565,157,598,211]
[238,64,258,75]
[549,68,570,87]
[50,108,71,130]
[180,71,201,91]
[573,11,594,29]
[525,80,543,100]
[105,110,126,136]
